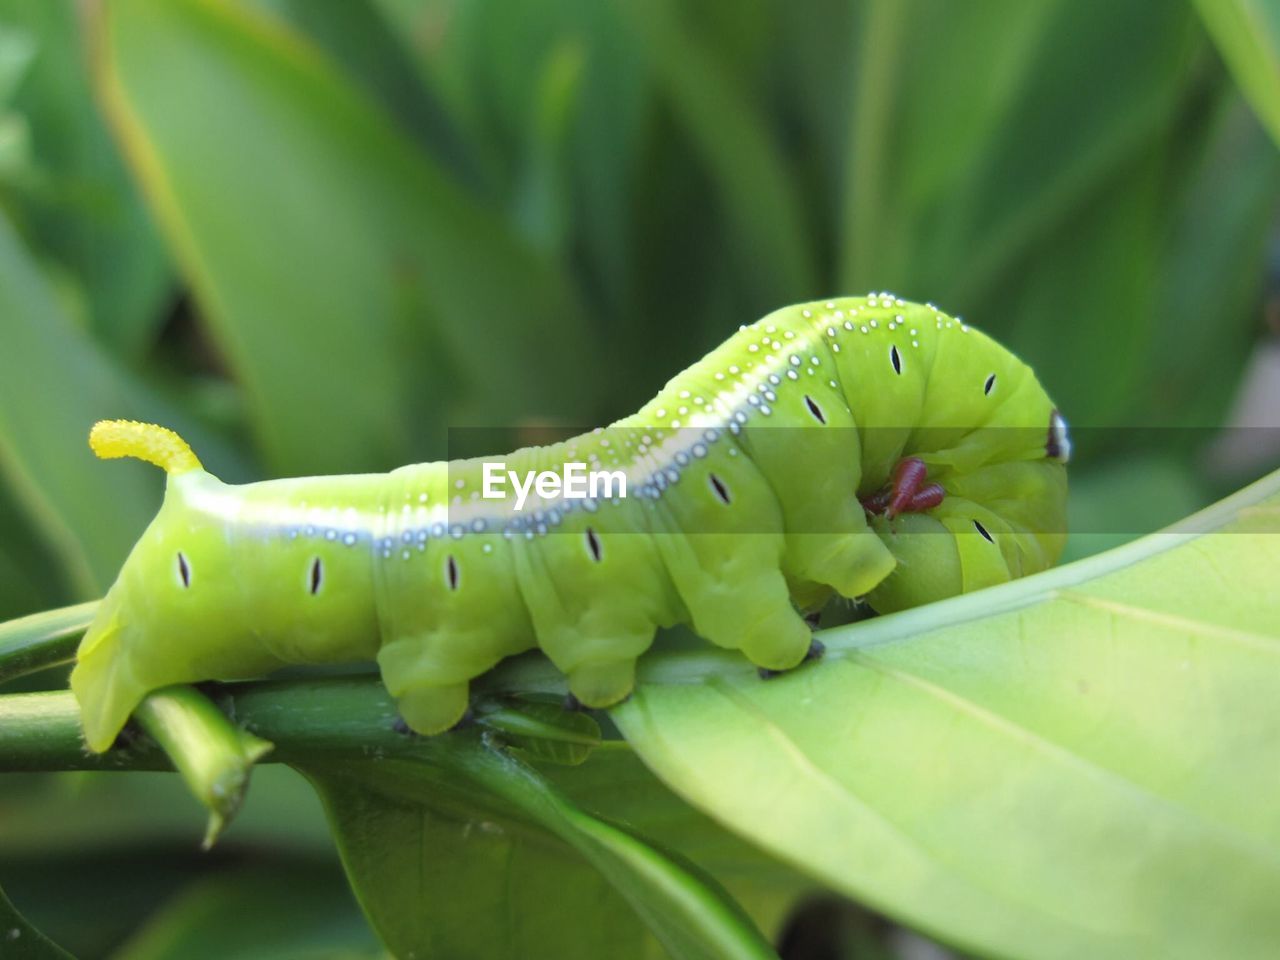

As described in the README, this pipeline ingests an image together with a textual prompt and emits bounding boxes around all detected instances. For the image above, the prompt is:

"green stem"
[133,685,273,847]
[0,600,98,683]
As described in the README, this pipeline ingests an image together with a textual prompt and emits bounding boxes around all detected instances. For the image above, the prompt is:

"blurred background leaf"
[1194,0,1280,149]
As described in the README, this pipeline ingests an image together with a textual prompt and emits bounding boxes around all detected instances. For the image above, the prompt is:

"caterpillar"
[71,295,1069,751]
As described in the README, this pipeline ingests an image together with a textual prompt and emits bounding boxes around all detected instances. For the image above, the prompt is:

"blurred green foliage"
[0,0,1277,956]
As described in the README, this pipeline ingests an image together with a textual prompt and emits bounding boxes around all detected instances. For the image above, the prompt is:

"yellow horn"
[89,420,202,474]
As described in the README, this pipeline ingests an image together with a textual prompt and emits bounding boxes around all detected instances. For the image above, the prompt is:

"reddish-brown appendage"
[886,457,928,518]
[860,457,945,518]
[905,482,945,513]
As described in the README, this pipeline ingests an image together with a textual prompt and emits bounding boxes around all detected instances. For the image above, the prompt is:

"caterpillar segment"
[70,296,1069,750]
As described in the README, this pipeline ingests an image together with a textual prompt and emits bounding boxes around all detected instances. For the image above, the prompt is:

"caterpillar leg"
[394,682,471,736]
[567,657,636,709]
[758,636,825,680]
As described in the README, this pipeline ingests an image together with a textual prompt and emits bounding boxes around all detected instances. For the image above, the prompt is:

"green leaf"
[292,723,777,959]
[0,599,94,683]
[0,0,172,359]
[547,744,815,941]
[624,0,816,309]
[0,210,240,594]
[111,862,379,960]
[91,0,596,475]
[1194,0,1280,149]
[474,692,603,765]
[613,469,1280,959]
[0,883,74,959]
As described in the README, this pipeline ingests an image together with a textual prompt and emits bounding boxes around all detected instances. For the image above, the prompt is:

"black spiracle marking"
[309,557,323,595]
[804,395,827,425]
[585,527,602,562]
[973,520,994,543]
[984,373,996,396]
[708,473,731,505]
[176,552,191,588]
[446,555,460,591]
[890,345,902,375]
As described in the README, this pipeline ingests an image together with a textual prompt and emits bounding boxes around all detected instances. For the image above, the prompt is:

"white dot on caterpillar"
[729,366,739,374]
[832,343,841,352]
[789,355,801,366]
[913,340,919,348]
[671,420,681,428]
[785,330,795,339]
[870,319,878,328]
[844,321,854,331]
[656,408,666,417]
[828,380,838,389]
[801,310,811,318]
[343,533,357,546]
[787,370,799,380]
[810,356,820,365]
[483,543,493,554]
[861,325,869,333]
[678,406,688,415]
[679,390,690,398]
[715,372,725,380]
[826,327,836,337]
[766,325,776,333]
[748,344,759,352]
[825,301,835,308]
[454,479,464,489]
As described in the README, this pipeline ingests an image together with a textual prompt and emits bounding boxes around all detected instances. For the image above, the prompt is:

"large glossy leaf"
[91,0,595,475]
[298,731,778,960]
[1194,0,1280,149]
[614,468,1280,959]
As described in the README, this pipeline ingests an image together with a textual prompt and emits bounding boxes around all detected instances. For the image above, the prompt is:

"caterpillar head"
[71,422,265,752]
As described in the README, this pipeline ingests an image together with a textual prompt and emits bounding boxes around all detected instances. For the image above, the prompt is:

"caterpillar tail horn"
[89,420,202,475]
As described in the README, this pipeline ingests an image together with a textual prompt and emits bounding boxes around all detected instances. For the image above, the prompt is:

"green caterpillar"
[72,295,1069,751]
